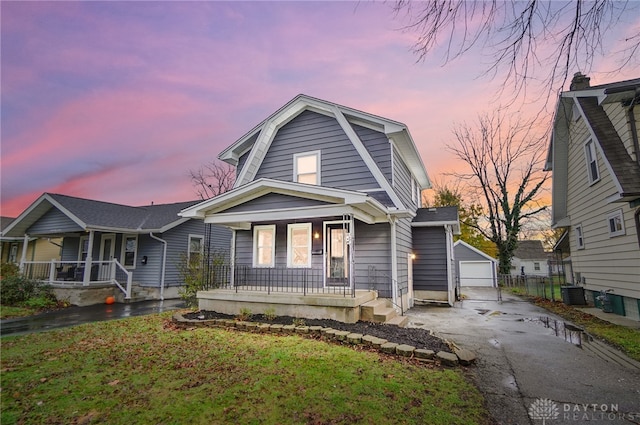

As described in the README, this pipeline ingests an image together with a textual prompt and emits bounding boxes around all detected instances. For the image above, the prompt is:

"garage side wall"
[412,227,448,292]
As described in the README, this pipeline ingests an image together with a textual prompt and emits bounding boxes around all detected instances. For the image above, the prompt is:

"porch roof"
[179,178,397,229]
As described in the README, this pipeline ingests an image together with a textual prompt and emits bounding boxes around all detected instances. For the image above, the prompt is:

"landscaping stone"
[295,326,310,334]
[454,348,476,366]
[414,349,435,360]
[320,327,334,335]
[308,326,323,334]
[223,319,236,327]
[437,351,459,366]
[269,324,283,333]
[395,344,415,357]
[257,323,271,333]
[334,330,350,341]
[371,337,388,348]
[245,322,259,331]
[380,342,398,354]
[362,335,376,345]
[282,325,295,334]
[346,333,363,344]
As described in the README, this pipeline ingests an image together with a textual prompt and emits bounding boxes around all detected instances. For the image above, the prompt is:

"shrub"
[0,274,57,307]
[263,307,277,321]
[0,262,19,279]
[236,308,252,321]
[177,249,229,308]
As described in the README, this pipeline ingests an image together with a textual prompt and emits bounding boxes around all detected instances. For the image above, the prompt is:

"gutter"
[149,232,167,300]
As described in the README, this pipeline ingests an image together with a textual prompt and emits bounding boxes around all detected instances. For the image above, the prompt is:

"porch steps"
[360,299,408,327]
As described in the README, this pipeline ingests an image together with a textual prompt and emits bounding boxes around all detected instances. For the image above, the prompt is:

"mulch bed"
[183,310,452,353]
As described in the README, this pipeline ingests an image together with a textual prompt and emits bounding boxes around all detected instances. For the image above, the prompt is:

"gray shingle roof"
[513,240,546,260]
[413,206,458,223]
[1,217,16,232]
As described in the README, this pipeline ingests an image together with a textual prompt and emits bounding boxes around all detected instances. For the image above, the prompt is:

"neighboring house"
[454,240,498,288]
[510,240,548,277]
[1,216,62,266]
[2,193,231,306]
[546,73,640,321]
[180,94,459,321]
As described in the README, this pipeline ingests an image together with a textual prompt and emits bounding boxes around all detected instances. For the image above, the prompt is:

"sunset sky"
[2,1,639,218]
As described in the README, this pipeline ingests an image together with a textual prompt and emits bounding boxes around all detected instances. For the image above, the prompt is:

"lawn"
[1,312,492,425]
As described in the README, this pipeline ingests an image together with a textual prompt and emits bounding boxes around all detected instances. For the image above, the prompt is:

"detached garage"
[454,240,497,287]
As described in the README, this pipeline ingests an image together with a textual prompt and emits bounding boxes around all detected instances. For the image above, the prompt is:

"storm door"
[325,222,350,286]
[98,234,116,280]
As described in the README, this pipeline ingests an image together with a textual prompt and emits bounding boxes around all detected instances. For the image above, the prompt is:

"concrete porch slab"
[197,289,377,323]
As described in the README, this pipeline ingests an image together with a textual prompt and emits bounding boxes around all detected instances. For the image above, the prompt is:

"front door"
[99,234,116,279]
[325,222,350,286]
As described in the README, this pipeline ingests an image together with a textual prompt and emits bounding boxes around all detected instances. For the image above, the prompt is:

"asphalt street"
[406,287,640,425]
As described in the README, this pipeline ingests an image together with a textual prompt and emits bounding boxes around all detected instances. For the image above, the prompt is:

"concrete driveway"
[406,287,640,425]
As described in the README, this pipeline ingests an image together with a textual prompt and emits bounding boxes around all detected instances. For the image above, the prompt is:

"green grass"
[1,312,492,425]
[0,305,39,319]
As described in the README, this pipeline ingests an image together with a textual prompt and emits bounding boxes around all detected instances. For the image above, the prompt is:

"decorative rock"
[334,330,350,341]
[414,349,435,360]
[346,333,363,344]
[245,322,259,331]
[437,351,459,366]
[362,335,376,345]
[395,344,415,357]
[320,327,334,335]
[454,348,476,366]
[282,325,296,334]
[295,326,310,334]
[223,320,236,328]
[370,337,388,349]
[308,326,323,334]
[380,342,399,354]
[257,323,271,333]
[269,324,283,333]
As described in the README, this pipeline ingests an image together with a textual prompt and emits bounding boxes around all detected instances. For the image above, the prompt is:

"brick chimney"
[570,72,591,91]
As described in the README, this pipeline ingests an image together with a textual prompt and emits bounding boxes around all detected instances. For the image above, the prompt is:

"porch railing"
[201,264,355,296]
[21,260,132,299]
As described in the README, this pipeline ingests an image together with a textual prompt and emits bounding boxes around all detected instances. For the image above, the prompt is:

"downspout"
[388,214,398,305]
[149,232,167,300]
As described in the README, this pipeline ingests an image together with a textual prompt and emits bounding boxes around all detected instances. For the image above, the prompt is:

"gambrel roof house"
[181,94,459,322]
[546,73,640,321]
[3,193,230,306]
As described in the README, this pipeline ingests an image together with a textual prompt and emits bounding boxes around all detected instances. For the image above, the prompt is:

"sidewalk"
[575,306,640,330]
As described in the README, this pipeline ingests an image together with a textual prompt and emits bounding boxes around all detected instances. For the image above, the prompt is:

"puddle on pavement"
[522,316,584,346]
[503,375,519,392]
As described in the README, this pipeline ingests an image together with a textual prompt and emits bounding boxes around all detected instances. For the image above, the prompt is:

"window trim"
[253,225,276,268]
[584,139,600,185]
[607,209,625,238]
[121,234,138,269]
[188,234,205,262]
[575,224,585,250]
[293,151,321,185]
[287,223,312,268]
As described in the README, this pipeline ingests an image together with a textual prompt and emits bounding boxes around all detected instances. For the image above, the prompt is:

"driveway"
[0,299,186,337]
[406,287,640,425]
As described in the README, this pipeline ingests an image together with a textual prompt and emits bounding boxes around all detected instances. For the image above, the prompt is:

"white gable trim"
[453,240,497,263]
[3,194,88,236]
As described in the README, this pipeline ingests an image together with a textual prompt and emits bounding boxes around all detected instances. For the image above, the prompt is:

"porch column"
[19,234,29,271]
[230,230,236,287]
[83,230,95,285]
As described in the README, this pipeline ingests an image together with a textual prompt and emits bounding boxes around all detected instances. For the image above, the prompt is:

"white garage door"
[459,261,495,287]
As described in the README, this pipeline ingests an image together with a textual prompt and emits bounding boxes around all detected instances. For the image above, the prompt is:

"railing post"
[49,259,56,284]
[110,260,116,283]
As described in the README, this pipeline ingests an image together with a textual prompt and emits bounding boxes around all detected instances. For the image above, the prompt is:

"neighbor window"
[584,140,599,184]
[534,262,540,271]
[607,210,625,237]
[122,235,138,268]
[188,235,204,262]
[575,225,585,250]
[253,225,276,267]
[287,223,311,268]
[294,151,320,185]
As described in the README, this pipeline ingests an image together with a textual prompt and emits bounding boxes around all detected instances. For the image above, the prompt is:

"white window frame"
[534,262,540,271]
[411,178,416,203]
[78,235,89,262]
[188,234,204,261]
[293,151,321,185]
[607,209,625,237]
[121,234,138,269]
[584,140,600,184]
[287,223,312,268]
[253,225,276,268]
[575,224,585,250]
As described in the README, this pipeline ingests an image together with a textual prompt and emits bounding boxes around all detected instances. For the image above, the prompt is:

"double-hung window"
[584,140,599,184]
[607,210,625,237]
[122,235,138,268]
[253,225,275,267]
[575,225,585,250]
[188,235,204,263]
[294,151,320,185]
[287,223,311,268]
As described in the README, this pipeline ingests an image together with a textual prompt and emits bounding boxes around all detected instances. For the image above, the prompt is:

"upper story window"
[287,223,311,268]
[584,140,600,184]
[294,151,320,185]
[575,224,585,250]
[188,234,204,262]
[122,235,138,268]
[607,209,625,237]
[253,225,275,268]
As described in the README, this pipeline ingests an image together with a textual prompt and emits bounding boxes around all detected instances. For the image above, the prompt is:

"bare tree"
[189,160,236,199]
[449,111,549,274]
[392,0,640,105]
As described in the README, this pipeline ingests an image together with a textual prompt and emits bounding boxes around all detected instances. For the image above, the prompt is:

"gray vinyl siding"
[412,227,448,291]
[353,221,391,295]
[392,145,416,210]
[27,208,83,234]
[367,191,394,207]
[396,218,413,295]
[61,237,81,262]
[353,124,392,183]
[254,110,380,191]
[132,234,164,286]
[236,150,251,180]
[454,244,494,280]
[223,193,331,214]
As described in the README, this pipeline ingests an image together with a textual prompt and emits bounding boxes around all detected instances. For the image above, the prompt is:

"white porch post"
[19,234,29,271]
[83,230,95,285]
[230,230,236,287]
